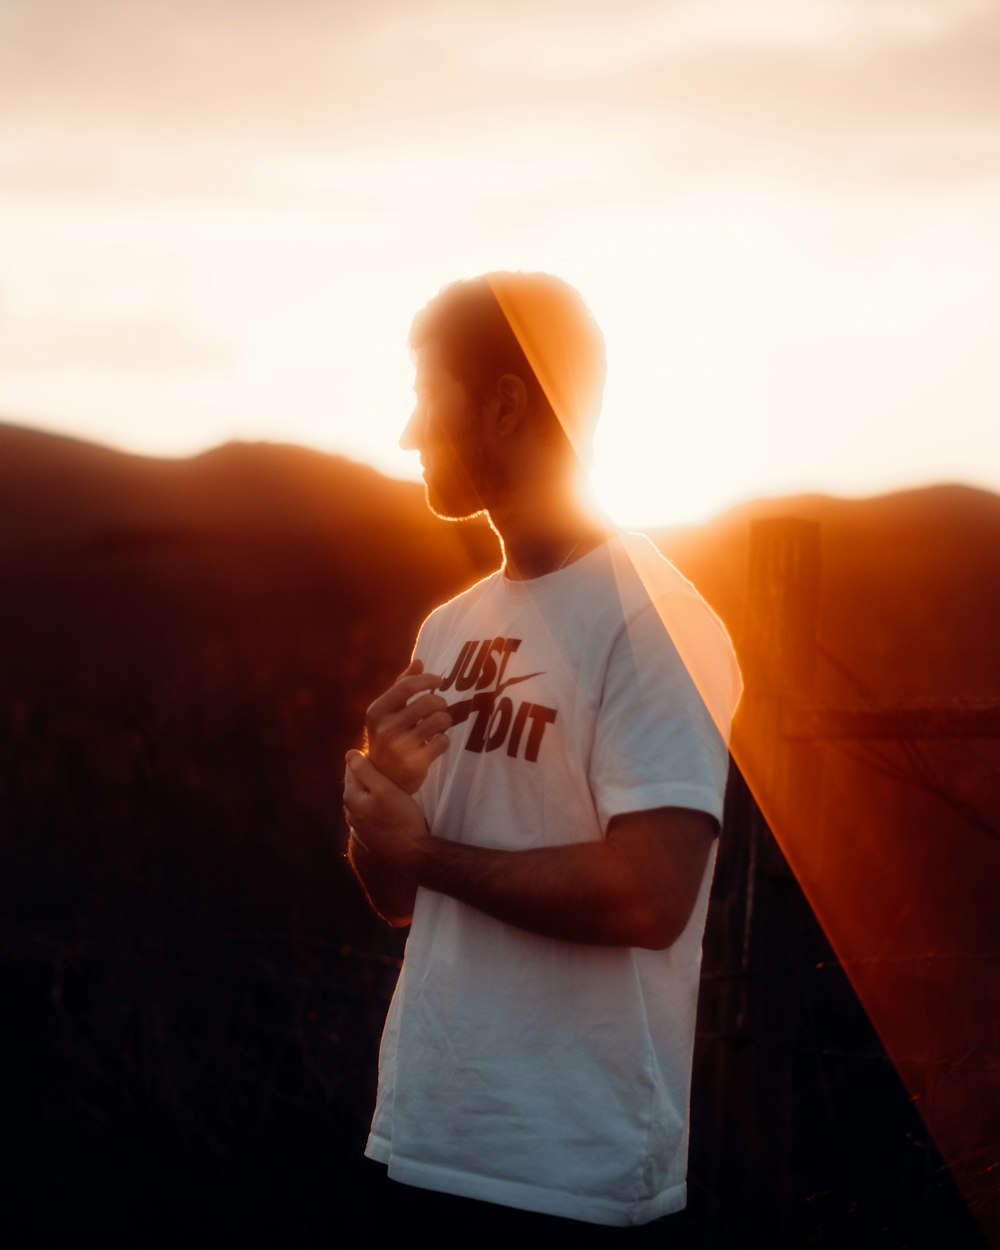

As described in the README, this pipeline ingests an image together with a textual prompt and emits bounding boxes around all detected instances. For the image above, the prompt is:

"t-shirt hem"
[365,1135,686,1228]
[365,1133,390,1165]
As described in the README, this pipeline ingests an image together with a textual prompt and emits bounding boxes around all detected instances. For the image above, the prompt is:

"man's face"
[401,341,490,521]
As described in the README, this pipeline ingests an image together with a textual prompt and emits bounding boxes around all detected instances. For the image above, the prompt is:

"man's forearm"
[347,832,416,927]
[411,825,704,950]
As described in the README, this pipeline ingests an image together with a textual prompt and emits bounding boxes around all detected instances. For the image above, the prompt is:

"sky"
[1,0,998,526]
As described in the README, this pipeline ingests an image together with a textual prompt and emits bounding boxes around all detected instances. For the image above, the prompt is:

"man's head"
[401,272,606,520]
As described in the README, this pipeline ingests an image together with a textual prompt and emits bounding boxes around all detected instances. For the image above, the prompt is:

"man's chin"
[424,485,487,522]
[423,481,487,522]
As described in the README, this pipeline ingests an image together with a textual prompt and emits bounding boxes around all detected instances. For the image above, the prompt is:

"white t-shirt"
[366,531,741,1227]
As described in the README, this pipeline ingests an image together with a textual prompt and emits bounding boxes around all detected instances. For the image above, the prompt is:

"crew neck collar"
[497,532,617,594]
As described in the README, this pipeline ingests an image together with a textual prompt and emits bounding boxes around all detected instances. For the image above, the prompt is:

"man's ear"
[489,373,530,438]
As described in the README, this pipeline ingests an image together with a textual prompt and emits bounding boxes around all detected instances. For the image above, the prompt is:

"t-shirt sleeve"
[410,608,438,666]
[407,610,441,819]
[589,592,739,831]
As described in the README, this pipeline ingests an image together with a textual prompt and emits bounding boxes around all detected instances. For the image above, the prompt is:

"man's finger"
[342,774,364,816]
[368,671,444,719]
[343,750,372,800]
[388,692,450,734]
[419,732,451,765]
[346,749,392,797]
[411,710,452,741]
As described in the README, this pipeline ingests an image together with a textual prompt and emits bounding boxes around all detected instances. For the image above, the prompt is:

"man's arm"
[345,829,416,927]
[343,750,715,949]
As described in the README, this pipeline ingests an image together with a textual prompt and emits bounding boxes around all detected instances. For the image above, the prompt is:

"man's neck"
[489,487,610,581]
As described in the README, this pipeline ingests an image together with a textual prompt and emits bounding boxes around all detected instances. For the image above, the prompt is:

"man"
[343,272,741,1243]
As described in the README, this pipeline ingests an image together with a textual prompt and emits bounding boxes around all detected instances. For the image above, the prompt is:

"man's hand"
[343,749,428,876]
[365,660,452,794]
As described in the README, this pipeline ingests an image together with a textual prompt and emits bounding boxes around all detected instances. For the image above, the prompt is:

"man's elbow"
[607,806,715,950]
[628,897,694,950]
[364,889,413,929]
[635,922,682,952]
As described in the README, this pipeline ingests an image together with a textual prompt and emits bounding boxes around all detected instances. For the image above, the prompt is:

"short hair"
[409,272,606,459]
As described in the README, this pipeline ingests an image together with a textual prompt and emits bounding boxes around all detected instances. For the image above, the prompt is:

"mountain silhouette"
[4,422,998,705]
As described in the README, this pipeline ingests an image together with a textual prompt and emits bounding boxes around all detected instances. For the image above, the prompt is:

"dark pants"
[365,1162,697,1249]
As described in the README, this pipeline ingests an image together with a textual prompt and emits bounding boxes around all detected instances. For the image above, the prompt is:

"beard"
[420,439,500,522]
[422,475,488,522]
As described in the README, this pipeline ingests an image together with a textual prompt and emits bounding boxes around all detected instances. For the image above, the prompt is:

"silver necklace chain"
[557,536,585,570]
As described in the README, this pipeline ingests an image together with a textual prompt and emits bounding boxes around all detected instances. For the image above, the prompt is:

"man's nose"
[400,405,422,451]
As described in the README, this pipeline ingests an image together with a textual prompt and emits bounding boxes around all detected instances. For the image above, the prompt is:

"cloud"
[0,0,407,137]
[0,0,997,197]
[0,313,235,373]
[2,0,998,134]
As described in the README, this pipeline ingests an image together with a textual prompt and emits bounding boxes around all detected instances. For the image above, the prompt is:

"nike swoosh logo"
[495,670,544,695]
[445,671,545,724]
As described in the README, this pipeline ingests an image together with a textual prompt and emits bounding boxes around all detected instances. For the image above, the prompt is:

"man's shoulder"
[600,530,705,622]
[606,531,743,728]
[419,567,504,633]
